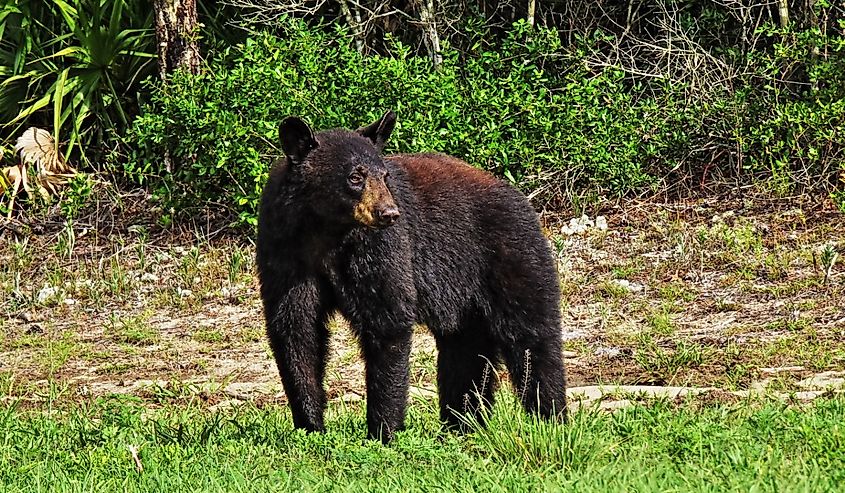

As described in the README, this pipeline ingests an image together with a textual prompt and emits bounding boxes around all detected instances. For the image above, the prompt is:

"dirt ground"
[1,194,843,409]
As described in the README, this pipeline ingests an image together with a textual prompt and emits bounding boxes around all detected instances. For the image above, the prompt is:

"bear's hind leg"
[502,335,568,421]
[435,326,500,431]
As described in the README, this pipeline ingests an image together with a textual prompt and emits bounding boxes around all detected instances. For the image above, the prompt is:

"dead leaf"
[15,127,75,175]
[3,127,78,216]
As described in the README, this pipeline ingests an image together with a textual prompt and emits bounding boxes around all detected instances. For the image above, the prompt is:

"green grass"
[634,335,707,382]
[2,393,845,492]
[106,314,159,346]
[192,329,224,344]
[646,309,677,335]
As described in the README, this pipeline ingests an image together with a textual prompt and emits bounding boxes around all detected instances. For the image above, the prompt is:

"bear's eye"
[348,173,364,186]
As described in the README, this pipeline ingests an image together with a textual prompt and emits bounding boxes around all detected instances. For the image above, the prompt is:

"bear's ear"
[279,117,318,165]
[357,110,397,151]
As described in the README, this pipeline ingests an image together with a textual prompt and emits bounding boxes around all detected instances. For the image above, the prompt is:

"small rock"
[62,298,77,306]
[614,385,713,399]
[750,379,770,391]
[567,386,605,401]
[561,329,588,341]
[759,366,805,375]
[594,347,621,358]
[797,371,845,390]
[561,214,594,236]
[600,399,633,411]
[561,351,578,359]
[711,211,735,224]
[594,215,608,231]
[409,386,437,400]
[176,287,193,298]
[792,391,826,401]
[209,399,244,412]
[340,392,363,402]
[140,272,159,283]
[610,279,643,293]
[567,385,713,404]
[36,286,60,304]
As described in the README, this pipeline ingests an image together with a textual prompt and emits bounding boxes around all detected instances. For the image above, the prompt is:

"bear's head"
[278,111,400,230]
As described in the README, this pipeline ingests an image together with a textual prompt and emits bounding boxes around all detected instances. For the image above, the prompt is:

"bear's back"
[386,152,531,221]
[386,153,558,334]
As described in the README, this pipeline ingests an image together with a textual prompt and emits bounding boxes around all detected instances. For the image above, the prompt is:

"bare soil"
[1,195,843,408]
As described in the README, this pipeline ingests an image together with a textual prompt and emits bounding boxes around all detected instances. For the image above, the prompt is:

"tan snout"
[353,176,400,228]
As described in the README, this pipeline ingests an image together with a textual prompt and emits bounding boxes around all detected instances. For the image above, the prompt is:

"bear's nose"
[377,206,400,225]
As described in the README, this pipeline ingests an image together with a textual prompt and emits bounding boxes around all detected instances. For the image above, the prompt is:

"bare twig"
[222,0,328,24]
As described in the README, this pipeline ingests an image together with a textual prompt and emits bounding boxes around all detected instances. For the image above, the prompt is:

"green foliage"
[0,0,156,164]
[59,174,95,219]
[2,2,844,223]
[123,17,845,226]
[693,4,845,195]
[833,190,845,212]
[126,21,687,225]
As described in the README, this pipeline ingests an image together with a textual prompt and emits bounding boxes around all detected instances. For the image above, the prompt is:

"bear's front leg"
[263,279,332,433]
[360,329,413,444]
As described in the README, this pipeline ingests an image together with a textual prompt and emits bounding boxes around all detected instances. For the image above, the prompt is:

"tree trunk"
[777,0,789,29]
[415,0,442,70]
[808,0,819,91]
[153,0,200,173]
[527,0,536,27]
[153,0,200,79]
[337,0,366,53]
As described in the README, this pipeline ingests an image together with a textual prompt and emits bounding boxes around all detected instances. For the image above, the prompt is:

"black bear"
[257,111,567,443]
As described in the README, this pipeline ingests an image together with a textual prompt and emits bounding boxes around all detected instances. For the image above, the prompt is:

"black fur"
[257,111,567,443]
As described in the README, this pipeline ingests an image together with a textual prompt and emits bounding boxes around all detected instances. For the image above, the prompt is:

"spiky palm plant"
[0,0,156,165]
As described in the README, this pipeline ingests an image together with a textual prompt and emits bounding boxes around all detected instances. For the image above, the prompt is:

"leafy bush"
[739,15,845,197]
[127,21,689,225]
[126,19,845,226]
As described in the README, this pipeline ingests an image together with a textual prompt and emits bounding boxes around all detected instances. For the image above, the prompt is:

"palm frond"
[1,0,156,164]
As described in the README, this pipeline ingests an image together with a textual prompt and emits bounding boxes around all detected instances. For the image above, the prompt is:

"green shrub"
[126,20,688,225]
[125,19,845,227]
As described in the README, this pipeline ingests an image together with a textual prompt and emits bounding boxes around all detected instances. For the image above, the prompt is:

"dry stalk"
[128,444,143,473]
[519,348,532,404]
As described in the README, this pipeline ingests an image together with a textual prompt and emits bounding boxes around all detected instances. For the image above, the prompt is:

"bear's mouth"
[357,214,399,229]
[373,220,395,229]
[353,199,399,229]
